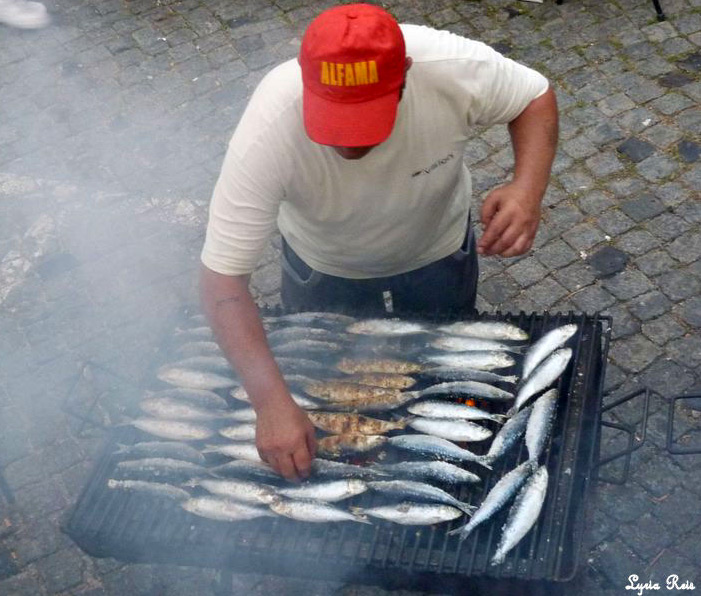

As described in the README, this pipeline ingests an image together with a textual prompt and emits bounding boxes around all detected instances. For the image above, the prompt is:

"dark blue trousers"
[280,220,478,317]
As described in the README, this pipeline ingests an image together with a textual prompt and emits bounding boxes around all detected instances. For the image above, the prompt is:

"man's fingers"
[478,211,510,254]
[275,454,300,483]
[480,195,500,227]
[486,223,522,256]
[306,428,317,458]
[500,233,533,258]
[292,447,312,480]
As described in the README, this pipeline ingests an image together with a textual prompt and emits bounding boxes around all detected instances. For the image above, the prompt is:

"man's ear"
[405,56,413,73]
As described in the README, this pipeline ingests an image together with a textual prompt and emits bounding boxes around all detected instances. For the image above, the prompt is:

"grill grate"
[64,311,610,585]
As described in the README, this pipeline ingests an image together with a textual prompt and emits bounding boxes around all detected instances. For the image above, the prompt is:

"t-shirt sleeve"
[466,44,550,127]
[200,104,285,277]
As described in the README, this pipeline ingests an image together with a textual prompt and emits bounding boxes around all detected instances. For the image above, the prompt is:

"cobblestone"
[641,314,686,345]
[601,269,654,300]
[609,334,663,373]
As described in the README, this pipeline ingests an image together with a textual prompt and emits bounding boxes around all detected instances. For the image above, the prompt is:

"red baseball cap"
[299,3,406,147]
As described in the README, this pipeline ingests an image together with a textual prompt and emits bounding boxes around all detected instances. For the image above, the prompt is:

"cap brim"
[303,89,400,147]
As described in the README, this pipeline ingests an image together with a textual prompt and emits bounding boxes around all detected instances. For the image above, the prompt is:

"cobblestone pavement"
[1,0,700,594]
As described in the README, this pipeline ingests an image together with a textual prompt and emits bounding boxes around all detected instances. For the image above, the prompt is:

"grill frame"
[63,310,611,585]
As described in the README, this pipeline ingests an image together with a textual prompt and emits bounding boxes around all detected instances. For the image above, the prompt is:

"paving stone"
[617,136,656,163]
[603,303,641,340]
[597,92,636,117]
[644,212,692,243]
[601,269,654,300]
[651,486,701,537]
[562,135,599,159]
[577,191,614,215]
[504,256,548,288]
[552,260,597,291]
[14,480,69,520]
[585,151,625,177]
[656,269,701,302]
[519,276,568,309]
[583,121,626,146]
[596,209,637,236]
[571,284,617,313]
[477,273,521,305]
[650,91,695,115]
[35,547,85,594]
[558,169,594,195]
[626,290,672,321]
[667,231,701,264]
[0,569,47,595]
[678,139,700,163]
[635,250,678,276]
[646,548,701,594]
[641,314,686,345]
[636,154,681,182]
[595,482,654,524]
[616,229,661,256]
[619,512,673,561]
[609,334,662,373]
[562,222,607,252]
[588,538,646,591]
[641,123,684,148]
[655,181,691,208]
[534,239,578,269]
[619,194,667,223]
[679,296,701,327]
[639,358,696,399]
[665,335,701,369]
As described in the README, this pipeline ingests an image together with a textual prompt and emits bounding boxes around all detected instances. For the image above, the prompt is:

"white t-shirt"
[201,24,549,279]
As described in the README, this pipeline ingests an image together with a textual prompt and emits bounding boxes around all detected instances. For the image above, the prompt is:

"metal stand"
[555,0,665,21]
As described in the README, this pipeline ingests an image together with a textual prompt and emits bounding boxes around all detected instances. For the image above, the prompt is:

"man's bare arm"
[199,264,316,481]
[478,87,559,257]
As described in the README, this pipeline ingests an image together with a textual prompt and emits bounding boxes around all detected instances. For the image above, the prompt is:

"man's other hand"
[255,399,317,482]
[478,183,541,258]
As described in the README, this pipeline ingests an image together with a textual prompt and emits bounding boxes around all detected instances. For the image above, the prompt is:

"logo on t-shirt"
[412,153,455,177]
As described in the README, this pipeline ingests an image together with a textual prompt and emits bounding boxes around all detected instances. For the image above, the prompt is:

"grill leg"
[213,570,234,596]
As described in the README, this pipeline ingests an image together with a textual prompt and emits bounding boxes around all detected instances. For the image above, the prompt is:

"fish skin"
[368,480,476,515]
[336,357,424,375]
[430,336,525,354]
[429,367,519,385]
[448,461,535,541]
[182,497,274,521]
[267,326,340,345]
[275,356,328,373]
[485,406,532,464]
[268,497,371,524]
[511,348,572,414]
[324,391,419,413]
[174,326,214,341]
[491,466,549,566]
[114,441,206,465]
[407,401,506,424]
[303,380,402,403]
[347,318,426,336]
[388,434,492,469]
[436,321,528,341]
[521,324,578,382]
[273,339,344,355]
[169,356,231,373]
[426,352,516,371]
[342,373,417,390]
[317,434,387,458]
[525,389,559,463]
[278,479,368,502]
[229,387,321,410]
[188,479,278,505]
[219,424,257,441]
[202,443,262,462]
[307,412,409,435]
[107,479,191,502]
[176,341,223,358]
[371,461,481,485]
[417,381,514,401]
[114,457,209,482]
[351,502,463,525]
[131,418,214,442]
[229,408,257,422]
[267,312,357,326]
[139,397,237,421]
[408,418,492,442]
[146,388,230,410]
[156,366,236,390]
[209,460,281,483]
[310,458,389,480]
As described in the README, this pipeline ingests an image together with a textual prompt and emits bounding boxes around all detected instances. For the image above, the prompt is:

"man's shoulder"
[255,58,302,100]
[400,24,496,65]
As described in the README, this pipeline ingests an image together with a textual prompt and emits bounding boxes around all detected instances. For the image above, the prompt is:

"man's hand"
[477,183,541,258]
[256,398,317,482]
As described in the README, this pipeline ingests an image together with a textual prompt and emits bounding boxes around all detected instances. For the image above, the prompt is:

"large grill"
[64,311,615,587]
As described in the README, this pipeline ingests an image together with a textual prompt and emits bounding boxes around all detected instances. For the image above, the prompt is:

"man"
[200,4,558,482]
